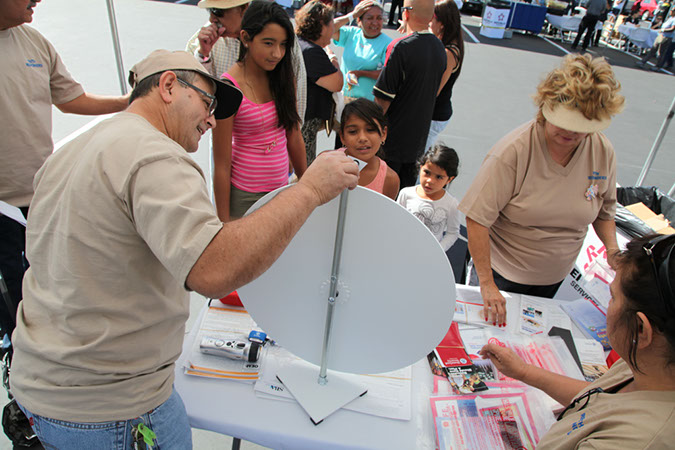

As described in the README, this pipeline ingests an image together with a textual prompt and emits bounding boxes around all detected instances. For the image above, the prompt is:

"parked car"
[625,0,659,18]
[461,0,486,16]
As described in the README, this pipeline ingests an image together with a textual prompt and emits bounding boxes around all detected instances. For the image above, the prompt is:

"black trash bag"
[615,186,675,238]
[615,204,654,238]
[617,186,675,222]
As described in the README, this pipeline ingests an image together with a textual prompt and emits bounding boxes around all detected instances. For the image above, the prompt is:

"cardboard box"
[625,202,675,235]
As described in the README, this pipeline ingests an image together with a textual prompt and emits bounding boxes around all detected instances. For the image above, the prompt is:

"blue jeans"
[17,388,192,450]
[425,119,450,154]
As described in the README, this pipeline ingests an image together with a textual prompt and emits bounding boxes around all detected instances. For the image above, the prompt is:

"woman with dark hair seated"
[480,234,675,449]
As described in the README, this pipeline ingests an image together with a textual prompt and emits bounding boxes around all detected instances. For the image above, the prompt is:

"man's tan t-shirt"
[459,120,616,285]
[0,24,84,207]
[10,113,223,422]
[537,359,675,449]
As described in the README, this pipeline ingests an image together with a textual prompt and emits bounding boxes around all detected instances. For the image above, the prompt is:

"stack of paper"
[183,303,265,382]
[453,286,508,329]
[574,338,609,381]
[254,346,413,421]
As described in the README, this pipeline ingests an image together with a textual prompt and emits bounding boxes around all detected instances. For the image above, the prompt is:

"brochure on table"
[183,303,264,381]
[429,307,582,448]
[454,285,572,337]
[561,299,610,350]
[454,285,511,329]
[574,338,608,381]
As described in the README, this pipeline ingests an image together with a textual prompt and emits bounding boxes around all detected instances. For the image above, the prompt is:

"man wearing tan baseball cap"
[128,48,243,121]
[186,0,307,122]
[9,48,358,448]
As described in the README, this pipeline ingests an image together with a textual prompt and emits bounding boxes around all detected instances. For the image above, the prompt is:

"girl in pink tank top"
[212,1,306,221]
[338,98,400,200]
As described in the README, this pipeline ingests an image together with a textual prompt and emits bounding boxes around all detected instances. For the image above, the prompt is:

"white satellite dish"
[239,186,455,424]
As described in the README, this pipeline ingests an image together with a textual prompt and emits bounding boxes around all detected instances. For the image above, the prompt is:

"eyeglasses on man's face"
[402,6,413,11]
[208,7,226,17]
[642,234,675,313]
[176,77,217,117]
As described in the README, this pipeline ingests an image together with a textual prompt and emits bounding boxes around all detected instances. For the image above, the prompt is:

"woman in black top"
[295,1,344,166]
[425,0,464,153]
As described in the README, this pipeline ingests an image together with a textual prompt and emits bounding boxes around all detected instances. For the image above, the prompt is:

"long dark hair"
[239,0,300,131]
[434,0,464,80]
[616,234,675,372]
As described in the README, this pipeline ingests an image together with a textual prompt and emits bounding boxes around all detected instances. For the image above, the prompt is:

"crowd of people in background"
[636,6,675,70]
[1,0,674,448]
[563,0,675,69]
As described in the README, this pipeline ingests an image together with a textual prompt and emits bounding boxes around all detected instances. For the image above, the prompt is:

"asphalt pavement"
[446,14,675,200]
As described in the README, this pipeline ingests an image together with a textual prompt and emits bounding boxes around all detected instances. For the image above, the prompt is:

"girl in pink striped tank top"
[338,98,400,200]
[212,1,306,221]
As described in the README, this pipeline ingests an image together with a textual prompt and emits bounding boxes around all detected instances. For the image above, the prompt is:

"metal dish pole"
[318,190,349,385]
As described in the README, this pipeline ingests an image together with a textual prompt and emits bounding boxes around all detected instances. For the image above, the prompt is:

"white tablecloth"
[617,24,659,48]
[175,305,436,450]
[546,13,603,32]
[174,287,585,449]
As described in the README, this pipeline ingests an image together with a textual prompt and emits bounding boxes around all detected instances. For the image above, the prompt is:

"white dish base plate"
[276,363,367,425]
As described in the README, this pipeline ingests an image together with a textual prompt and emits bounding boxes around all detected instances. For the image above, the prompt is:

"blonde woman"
[459,54,625,327]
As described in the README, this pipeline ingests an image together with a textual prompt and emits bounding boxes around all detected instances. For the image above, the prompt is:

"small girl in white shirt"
[396,145,460,251]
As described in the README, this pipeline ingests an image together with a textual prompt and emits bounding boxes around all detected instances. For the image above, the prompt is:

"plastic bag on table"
[479,330,585,382]
[579,258,614,310]
[430,386,556,449]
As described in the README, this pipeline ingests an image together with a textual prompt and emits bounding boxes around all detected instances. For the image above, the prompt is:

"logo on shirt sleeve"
[25,59,43,68]
[567,412,586,435]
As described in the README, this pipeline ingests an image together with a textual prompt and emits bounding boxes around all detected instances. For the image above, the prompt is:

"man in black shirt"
[373,0,446,188]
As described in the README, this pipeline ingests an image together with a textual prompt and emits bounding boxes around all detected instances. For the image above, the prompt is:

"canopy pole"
[106,0,128,95]
[636,94,675,186]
